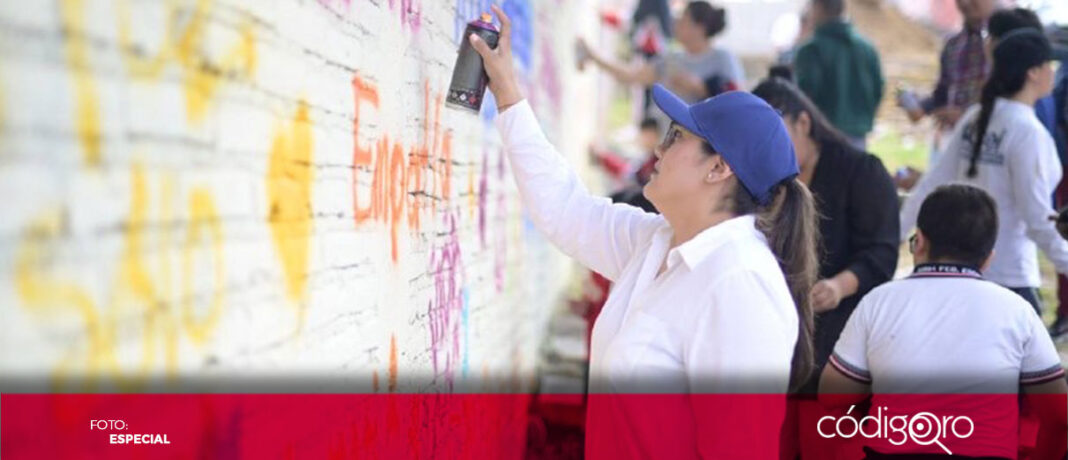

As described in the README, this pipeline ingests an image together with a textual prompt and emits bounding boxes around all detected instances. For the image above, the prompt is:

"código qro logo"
[817,405,974,455]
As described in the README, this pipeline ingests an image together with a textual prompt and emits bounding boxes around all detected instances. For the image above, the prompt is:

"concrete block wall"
[0,0,602,393]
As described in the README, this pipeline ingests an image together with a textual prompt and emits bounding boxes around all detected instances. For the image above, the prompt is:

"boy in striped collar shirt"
[821,184,1066,459]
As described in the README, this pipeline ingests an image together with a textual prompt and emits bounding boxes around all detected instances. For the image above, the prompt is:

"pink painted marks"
[388,0,422,33]
[538,38,563,114]
[427,212,464,389]
[493,151,508,293]
[478,150,489,249]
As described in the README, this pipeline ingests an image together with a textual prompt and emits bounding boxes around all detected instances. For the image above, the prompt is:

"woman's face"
[1030,61,1056,97]
[783,112,815,167]
[673,12,700,45]
[644,124,719,209]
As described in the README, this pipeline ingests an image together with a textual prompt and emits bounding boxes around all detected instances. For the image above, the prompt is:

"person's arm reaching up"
[577,38,657,87]
[472,7,663,281]
[919,44,950,116]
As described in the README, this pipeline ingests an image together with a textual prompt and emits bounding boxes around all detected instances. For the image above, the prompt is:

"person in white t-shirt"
[900,29,1066,315]
[823,184,1067,459]
[470,6,819,459]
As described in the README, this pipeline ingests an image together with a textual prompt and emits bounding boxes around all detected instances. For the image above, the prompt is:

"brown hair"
[684,1,727,38]
[708,141,820,391]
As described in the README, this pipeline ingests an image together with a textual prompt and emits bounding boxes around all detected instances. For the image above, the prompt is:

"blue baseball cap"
[651,84,799,205]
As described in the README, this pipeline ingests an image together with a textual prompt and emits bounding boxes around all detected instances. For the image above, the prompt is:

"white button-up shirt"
[497,101,798,395]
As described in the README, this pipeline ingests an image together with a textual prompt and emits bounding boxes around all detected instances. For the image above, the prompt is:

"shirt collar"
[996,97,1034,114]
[668,215,760,271]
[910,263,983,279]
[814,19,852,39]
[962,21,985,35]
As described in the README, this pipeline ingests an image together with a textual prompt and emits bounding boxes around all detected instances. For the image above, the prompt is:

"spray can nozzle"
[481,12,492,23]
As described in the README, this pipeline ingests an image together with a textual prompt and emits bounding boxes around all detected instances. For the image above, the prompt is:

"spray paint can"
[446,13,499,112]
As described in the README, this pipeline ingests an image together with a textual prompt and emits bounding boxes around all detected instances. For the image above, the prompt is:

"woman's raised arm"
[469,6,663,280]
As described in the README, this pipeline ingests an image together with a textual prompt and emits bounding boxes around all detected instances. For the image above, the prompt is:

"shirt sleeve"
[1008,124,1068,275]
[845,155,900,296]
[899,122,964,242]
[1020,308,1066,385]
[828,295,873,384]
[920,43,950,114]
[496,100,663,281]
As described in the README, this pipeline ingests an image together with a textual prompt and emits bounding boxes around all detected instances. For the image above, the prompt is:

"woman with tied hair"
[578,1,745,103]
[471,6,818,459]
[900,28,1068,314]
[752,76,899,460]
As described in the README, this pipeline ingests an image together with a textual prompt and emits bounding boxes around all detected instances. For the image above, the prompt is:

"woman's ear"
[796,111,813,137]
[704,155,734,184]
[911,230,930,261]
[1027,65,1042,84]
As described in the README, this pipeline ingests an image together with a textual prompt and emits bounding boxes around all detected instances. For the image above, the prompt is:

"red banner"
[2,393,1064,459]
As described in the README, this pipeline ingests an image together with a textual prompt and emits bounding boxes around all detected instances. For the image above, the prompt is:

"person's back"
[834,274,1059,457]
[793,0,883,146]
[854,277,1047,393]
[824,184,1067,459]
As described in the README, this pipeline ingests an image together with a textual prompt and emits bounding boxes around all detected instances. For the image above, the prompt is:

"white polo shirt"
[496,100,798,394]
[831,263,1065,457]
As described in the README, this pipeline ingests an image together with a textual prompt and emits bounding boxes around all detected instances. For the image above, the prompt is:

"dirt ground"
[850,0,942,118]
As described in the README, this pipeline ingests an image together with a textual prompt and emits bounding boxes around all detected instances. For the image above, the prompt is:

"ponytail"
[968,30,1047,178]
[731,177,820,392]
[968,80,1002,178]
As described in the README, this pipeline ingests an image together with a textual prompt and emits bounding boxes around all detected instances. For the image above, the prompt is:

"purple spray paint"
[446,13,499,112]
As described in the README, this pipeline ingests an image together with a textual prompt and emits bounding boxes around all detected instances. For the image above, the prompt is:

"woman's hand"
[810,271,859,313]
[810,278,843,313]
[468,5,523,111]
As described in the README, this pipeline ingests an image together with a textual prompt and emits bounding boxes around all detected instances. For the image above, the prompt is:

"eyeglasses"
[908,234,918,253]
[658,125,683,153]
